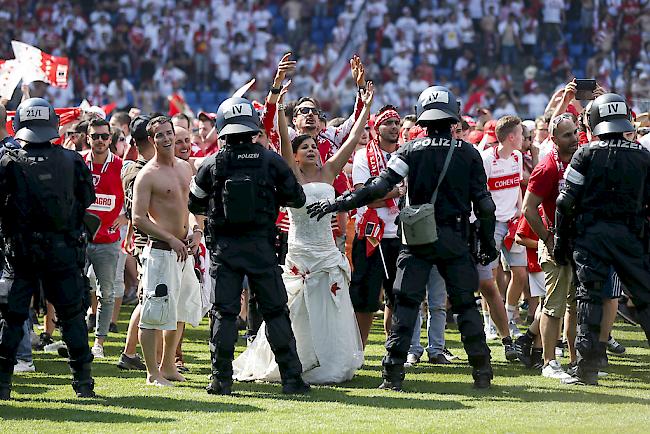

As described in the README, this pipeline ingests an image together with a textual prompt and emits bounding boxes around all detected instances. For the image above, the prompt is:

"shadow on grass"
[201,381,471,411]
[0,403,175,423]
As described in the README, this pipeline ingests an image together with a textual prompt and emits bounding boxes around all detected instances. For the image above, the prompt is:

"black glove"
[477,243,498,266]
[553,236,569,266]
[306,199,341,221]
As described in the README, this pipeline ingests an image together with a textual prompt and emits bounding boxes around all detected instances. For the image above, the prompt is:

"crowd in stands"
[1,0,649,119]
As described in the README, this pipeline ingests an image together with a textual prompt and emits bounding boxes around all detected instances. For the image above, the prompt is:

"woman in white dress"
[233,82,374,384]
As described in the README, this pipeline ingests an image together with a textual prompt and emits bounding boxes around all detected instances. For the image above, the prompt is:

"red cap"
[58,108,82,127]
[198,111,217,122]
[483,119,498,143]
[408,125,427,140]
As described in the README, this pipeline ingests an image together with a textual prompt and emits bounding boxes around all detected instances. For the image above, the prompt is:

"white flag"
[0,59,21,100]
[11,40,69,88]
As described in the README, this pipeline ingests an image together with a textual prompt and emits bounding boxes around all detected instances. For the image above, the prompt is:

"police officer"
[308,86,498,390]
[189,97,309,395]
[0,98,96,400]
[555,93,650,385]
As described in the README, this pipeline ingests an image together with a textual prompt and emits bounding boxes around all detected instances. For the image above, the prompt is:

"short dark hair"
[146,115,174,138]
[172,113,191,127]
[291,134,313,153]
[293,97,320,116]
[87,118,110,130]
[378,104,398,115]
[402,114,416,124]
[111,111,131,127]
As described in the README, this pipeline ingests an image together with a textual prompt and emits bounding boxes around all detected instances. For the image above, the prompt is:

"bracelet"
[358,86,366,93]
[277,103,285,111]
[271,86,282,94]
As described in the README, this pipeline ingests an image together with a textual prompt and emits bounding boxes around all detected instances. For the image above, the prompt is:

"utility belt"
[438,215,470,236]
[4,230,86,268]
[577,213,645,235]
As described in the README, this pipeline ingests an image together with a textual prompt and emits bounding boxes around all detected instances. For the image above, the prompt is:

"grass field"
[1,309,649,433]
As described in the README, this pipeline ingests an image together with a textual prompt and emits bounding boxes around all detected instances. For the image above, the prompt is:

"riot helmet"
[13,98,59,143]
[588,93,634,136]
[216,97,261,138]
[415,86,461,124]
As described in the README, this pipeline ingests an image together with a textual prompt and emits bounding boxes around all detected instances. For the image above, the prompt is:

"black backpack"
[4,147,76,233]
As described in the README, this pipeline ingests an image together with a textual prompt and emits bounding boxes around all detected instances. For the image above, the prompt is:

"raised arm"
[266,53,296,106]
[277,81,298,176]
[323,82,374,182]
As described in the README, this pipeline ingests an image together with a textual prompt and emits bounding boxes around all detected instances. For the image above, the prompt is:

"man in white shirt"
[478,115,527,361]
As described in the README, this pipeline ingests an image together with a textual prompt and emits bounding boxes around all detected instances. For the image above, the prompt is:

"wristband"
[271,87,282,94]
[278,103,285,111]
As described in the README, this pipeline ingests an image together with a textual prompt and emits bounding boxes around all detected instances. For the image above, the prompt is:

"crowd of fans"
[1,0,649,119]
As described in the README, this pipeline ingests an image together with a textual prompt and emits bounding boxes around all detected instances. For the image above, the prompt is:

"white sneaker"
[14,360,36,373]
[542,360,571,379]
[43,341,67,353]
[404,353,420,367]
[508,321,523,338]
[91,344,105,359]
[485,324,499,340]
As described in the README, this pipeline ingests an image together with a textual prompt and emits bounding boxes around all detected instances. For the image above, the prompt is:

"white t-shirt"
[352,148,399,238]
[543,0,565,24]
[481,147,522,222]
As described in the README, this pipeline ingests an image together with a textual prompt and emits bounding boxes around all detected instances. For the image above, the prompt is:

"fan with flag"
[357,208,389,279]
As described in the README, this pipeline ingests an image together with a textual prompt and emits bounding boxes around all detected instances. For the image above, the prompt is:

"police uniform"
[308,86,498,390]
[0,98,96,400]
[188,97,309,395]
[555,93,650,385]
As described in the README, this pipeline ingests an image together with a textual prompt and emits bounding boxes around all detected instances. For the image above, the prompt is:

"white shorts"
[477,220,527,281]
[528,271,546,298]
[139,245,202,331]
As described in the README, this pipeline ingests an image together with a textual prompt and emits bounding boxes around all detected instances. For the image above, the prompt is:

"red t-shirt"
[86,153,125,244]
[526,148,567,229]
[516,211,542,273]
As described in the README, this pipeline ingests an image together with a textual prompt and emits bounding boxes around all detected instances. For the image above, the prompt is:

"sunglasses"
[90,133,110,140]
[295,107,320,116]
[65,131,80,137]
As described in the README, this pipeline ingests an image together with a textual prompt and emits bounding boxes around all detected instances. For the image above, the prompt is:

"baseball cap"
[198,111,217,122]
[130,115,152,141]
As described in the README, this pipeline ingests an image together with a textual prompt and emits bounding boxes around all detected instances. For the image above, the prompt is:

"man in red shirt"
[85,118,125,359]
[521,114,577,379]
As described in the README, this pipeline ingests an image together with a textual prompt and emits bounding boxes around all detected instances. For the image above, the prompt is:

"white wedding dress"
[233,182,364,384]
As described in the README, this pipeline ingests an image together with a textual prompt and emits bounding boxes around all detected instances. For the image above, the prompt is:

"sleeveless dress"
[233,182,364,384]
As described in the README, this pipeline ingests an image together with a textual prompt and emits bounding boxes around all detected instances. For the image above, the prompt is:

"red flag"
[11,40,69,88]
[357,208,384,257]
[503,217,520,251]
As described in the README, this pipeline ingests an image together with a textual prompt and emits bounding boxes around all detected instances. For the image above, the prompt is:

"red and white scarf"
[366,139,397,209]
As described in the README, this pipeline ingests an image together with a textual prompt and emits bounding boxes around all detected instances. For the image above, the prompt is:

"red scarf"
[366,139,396,209]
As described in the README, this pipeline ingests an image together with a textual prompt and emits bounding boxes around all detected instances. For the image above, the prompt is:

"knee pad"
[394,293,420,309]
[261,305,288,321]
[449,292,478,315]
[55,302,85,323]
[577,300,603,329]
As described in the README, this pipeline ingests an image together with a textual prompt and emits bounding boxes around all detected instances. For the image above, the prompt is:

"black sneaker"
[282,376,310,394]
[514,335,533,368]
[428,353,451,364]
[73,379,96,398]
[109,323,118,334]
[378,365,405,391]
[502,336,518,362]
[472,365,493,389]
[86,314,96,333]
[117,353,147,371]
[58,346,69,358]
[33,332,54,351]
[442,347,458,361]
[607,337,626,354]
[530,349,544,370]
[206,378,232,395]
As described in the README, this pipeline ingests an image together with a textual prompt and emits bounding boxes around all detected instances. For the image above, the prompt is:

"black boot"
[472,364,493,389]
[378,364,405,391]
[514,334,533,368]
[72,363,96,398]
[282,376,310,394]
[0,371,11,401]
[206,376,233,396]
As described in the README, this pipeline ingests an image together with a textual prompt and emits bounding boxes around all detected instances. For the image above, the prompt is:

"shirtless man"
[133,116,203,386]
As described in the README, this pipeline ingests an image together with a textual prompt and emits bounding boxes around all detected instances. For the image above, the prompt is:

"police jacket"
[189,141,306,238]
[376,133,491,224]
[564,138,650,221]
[0,142,95,237]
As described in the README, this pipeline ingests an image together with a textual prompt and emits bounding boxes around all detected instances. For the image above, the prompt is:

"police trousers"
[0,244,92,377]
[384,226,491,369]
[209,235,302,382]
[573,221,650,375]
